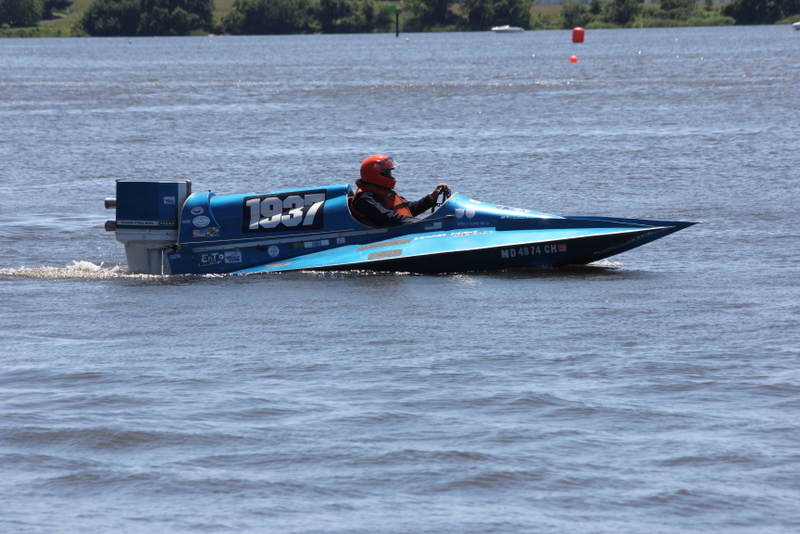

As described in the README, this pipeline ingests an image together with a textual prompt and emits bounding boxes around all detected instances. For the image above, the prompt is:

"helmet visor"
[378,157,397,178]
[378,157,397,170]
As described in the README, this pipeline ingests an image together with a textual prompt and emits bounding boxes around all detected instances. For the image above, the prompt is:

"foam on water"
[0,261,127,279]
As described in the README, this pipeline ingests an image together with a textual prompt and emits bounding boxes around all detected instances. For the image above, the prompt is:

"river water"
[1,26,798,533]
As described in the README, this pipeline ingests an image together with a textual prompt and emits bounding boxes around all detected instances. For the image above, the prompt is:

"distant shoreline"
[2,1,798,39]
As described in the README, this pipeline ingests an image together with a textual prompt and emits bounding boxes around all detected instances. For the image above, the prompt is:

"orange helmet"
[360,155,398,189]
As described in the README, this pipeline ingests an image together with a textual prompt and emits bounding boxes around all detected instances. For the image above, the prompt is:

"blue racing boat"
[104,180,695,275]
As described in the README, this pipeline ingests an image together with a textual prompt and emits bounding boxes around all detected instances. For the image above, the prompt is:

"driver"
[350,154,450,227]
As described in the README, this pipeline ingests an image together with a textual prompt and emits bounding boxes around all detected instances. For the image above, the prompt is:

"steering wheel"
[432,187,452,213]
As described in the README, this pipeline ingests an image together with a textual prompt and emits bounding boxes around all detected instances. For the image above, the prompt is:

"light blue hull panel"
[234,226,669,274]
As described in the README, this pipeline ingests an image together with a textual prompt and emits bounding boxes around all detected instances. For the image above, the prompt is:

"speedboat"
[492,25,524,33]
[104,180,695,275]
[793,21,800,31]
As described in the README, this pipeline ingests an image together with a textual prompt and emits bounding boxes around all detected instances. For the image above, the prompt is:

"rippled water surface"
[1,26,799,533]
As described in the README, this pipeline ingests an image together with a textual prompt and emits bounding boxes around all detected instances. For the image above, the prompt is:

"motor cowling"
[106,180,192,274]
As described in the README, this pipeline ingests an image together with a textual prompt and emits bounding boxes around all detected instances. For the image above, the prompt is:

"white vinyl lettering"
[259,197,283,229]
[244,192,327,232]
[281,195,305,227]
[246,197,261,230]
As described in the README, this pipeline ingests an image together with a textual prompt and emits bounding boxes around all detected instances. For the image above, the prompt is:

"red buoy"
[570,55,578,63]
[572,27,585,44]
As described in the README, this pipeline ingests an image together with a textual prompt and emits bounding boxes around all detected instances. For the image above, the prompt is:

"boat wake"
[1,258,630,281]
[590,259,626,268]
[1,261,131,280]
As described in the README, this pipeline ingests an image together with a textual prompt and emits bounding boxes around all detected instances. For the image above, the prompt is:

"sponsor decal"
[243,190,326,233]
[118,220,176,227]
[497,206,531,213]
[193,216,210,228]
[452,205,481,219]
[191,207,205,215]
[199,250,243,266]
[193,227,221,238]
[268,245,280,258]
[301,239,331,249]
[413,234,446,241]
[118,220,157,226]
[164,196,176,205]
[451,231,492,238]
[198,252,224,266]
[224,250,242,264]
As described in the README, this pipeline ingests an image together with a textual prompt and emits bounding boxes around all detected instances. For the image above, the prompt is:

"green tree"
[317,0,387,32]
[657,0,695,19]
[722,0,800,24]
[603,0,640,24]
[222,0,316,34]
[492,0,532,27]
[81,0,212,36]
[81,0,139,35]
[42,0,72,19]
[404,0,456,29]
[318,0,351,31]
[660,0,695,10]
[462,0,492,30]
[562,0,590,28]
[589,0,602,15]
[462,0,531,30]
[0,0,43,27]
[137,0,212,35]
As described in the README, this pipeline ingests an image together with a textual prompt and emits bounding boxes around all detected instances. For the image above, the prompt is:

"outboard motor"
[105,180,191,274]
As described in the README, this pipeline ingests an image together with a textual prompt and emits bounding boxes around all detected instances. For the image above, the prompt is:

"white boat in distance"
[492,25,524,33]
[793,21,800,31]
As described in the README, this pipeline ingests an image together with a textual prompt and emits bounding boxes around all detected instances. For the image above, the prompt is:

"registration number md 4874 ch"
[501,243,567,259]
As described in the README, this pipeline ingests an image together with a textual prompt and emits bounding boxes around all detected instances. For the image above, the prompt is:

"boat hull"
[105,181,696,275]
[492,25,524,33]
[235,220,693,275]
